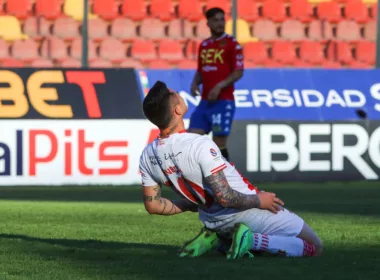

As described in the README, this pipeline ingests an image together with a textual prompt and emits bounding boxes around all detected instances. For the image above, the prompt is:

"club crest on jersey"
[210,148,218,157]
[219,39,227,47]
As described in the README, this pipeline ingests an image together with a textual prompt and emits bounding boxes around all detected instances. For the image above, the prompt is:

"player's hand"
[257,192,284,214]
[208,84,222,101]
[191,83,201,97]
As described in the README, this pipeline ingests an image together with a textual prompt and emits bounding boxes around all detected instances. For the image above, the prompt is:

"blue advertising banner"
[137,69,380,121]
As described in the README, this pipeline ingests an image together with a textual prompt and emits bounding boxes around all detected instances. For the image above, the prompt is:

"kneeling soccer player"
[139,81,323,259]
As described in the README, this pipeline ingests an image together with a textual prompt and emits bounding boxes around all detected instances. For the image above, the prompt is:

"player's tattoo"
[160,198,168,214]
[205,170,260,209]
[143,195,152,202]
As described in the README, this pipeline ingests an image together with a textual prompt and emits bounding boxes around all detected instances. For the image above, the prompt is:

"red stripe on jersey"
[177,177,199,204]
[177,177,214,207]
[210,164,227,174]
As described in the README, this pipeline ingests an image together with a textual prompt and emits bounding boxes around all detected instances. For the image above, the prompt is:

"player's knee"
[313,237,323,256]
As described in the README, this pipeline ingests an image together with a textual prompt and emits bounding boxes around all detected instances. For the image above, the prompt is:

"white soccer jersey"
[139,130,259,218]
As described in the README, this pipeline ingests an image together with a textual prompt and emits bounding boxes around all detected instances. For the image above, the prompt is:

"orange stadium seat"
[264,59,283,68]
[350,60,372,68]
[5,0,32,19]
[262,0,286,23]
[327,41,353,65]
[336,20,361,42]
[52,17,80,41]
[321,60,342,69]
[237,0,259,22]
[22,17,51,40]
[31,58,54,67]
[149,60,172,69]
[2,58,25,67]
[364,21,376,41]
[90,59,113,68]
[272,41,296,65]
[150,0,173,21]
[70,38,98,61]
[121,0,146,21]
[139,18,166,41]
[184,39,201,60]
[111,18,137,42]
[178,59,197,69]
[280,19,305,41]
[243,41,269,64]
[11,39,38,62]
[299,40,324,65]
[292,59,313,68]
[88,18,108,42]
[130,39,157,64]
[344,0,370,24]
[92,0,118,21]
[0,38,9,61]
[289,0,313,23]
[317,2,341,23]
[0,16,28,41]
[196,19,210,40]
[64,0,97,21]
[205,0,230,14]
[99,37,126,63]
[0,0,3,15]
[36,0,62,20]
[40,37,69,62]
[307,20,333,42]
[60,58,81,68]
[120,59,144,69]
[177,0,203,21]
[356,41,375,65]
[371,3,377,20]
[252,19,278,41]
[158,39,184,63]
[167,19,189,41]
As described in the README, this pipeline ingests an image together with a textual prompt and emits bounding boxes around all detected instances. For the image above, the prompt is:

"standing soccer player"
[188,7,244,162]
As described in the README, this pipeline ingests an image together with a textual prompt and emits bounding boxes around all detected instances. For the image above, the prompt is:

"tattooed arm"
[142,185,197,216]
[205,170,284,213]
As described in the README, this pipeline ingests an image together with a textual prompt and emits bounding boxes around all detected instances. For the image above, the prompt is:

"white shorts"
[200,208,304,239]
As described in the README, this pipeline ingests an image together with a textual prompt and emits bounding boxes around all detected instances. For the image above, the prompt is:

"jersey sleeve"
[231,39,244,71]
[139,150,158,188]
[194,138,227,177]
[197,42,203,73]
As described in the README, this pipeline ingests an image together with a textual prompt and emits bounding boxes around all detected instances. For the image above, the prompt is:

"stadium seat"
[88,18,108,42]
[243,41,269,64]
[336,20,361,42]
[11,39,38,62]
[280,19,305,42]
[226,19,258,43]
[23,17,51,40]
[196,19,210,39]
[289,0,313,23]
[121,0,146,21]
[60,58,81,67]
[0,0,3,15]
[317,2,341,23]
[264,59,283,68]
[92,0,118,21]
[350,60,372,69]
[292,59,313,68]
[64,0,97,21]
[150,0,173,21]
[321,60,342,69]
[252,19,278,41]
[5,0,32,19]
[149,60,172,69]
[299,40,324,65]
[40,37,69,62]
[237,0,259,22]
[272,41,296,64]
[158,40,184,63]
[327,41,353,65]
[0,39,9,61]
[0,16,28,41]
[167,19,188,41]
[184,39,201,60]
[356,41,375,65]
[90,58,113,68]
[99,37,126,63]
[139,18,166,41]
[205,0,230,14]
[120,59,144,69]
[31,58,54,67]
[344,0,370,24]
[364,21,376,41]
[70,38,97,61]
[262,0,286,23]
[36,0,62,20]
[52,17,80,41]
[307,20,333,42]
[178,59,197,69]
[371,3,377,20]
[130,39,157,64]
[111,18,137,42]
[177,0,203,21]
[1,58,25,67]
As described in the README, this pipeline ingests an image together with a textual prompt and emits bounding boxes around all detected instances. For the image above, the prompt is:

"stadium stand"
[0,0,376,68]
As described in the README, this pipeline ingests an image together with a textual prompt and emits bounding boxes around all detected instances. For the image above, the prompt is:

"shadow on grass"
[0,233,379,280]
[1,181,380,216]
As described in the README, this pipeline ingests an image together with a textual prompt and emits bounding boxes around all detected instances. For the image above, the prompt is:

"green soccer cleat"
[178,227,219,258]
[226,223,254,260]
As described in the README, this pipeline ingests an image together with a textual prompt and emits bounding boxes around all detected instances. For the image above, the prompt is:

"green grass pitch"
[0,182,379,280]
